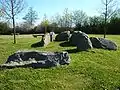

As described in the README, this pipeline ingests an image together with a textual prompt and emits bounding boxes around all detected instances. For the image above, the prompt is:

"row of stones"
[55,31,117,51]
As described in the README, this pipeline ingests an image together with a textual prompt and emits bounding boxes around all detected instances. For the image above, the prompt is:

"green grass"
[0,35,120,90]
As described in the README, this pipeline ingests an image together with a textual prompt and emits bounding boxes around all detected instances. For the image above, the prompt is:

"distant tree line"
[0,7,120,35]
[0,0,119,44]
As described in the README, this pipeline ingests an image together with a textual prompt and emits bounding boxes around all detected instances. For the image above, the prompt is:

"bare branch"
[0,0,25,19]
[108,0,114,5]
[101,0,106,5]
[108,7,118,19]
[0,0,25,44]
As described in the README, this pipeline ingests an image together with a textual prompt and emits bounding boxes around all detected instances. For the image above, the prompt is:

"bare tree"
[41,14,49,34]
[52,10,73,30]
[63,8,73,30]
[54,14,64,27]
[23,7,38,26]
[0,8,4,18]
[72,10,88,27]
[0,0,25,43]
[101,0,118,38]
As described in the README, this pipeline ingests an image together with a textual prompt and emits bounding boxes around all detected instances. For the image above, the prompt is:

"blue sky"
[18,0,102,24]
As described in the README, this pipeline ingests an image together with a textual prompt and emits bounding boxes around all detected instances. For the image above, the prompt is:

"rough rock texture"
[41,33,51,46]
[69,31,93,51]
[1,51,70,68]
[90,37,117,50]
[55,31,70,41]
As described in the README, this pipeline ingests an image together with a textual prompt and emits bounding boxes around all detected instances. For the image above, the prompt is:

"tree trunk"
[104,15,107,38]
[104,0,108,38]
[11,0,16,44]
[45,25,47,34]
[13,16,16,44]
[104,27,107,38]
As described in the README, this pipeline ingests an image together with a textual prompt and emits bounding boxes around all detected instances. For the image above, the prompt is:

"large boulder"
[70,31,93,51]
[0,50,70,68]
[90,37,117,50]
[55,31,70,41]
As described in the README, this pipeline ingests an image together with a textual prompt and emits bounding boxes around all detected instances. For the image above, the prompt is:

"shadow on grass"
[60,41,75,47]
[0,65,54,70]
[65,49,93,53]
[31,41,44,48]
[0,63,69,70]
[65,49,79,53]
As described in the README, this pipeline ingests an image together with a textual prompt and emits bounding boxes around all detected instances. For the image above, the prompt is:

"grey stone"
[38,33,55,47]
[70,31,93,51]
[41,33,51,46]
[50,31,55,42]
[55,31,70,41]
[90,37,117,50]
[1,50,70,68]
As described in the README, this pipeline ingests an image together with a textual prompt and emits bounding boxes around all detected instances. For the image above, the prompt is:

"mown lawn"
[0,35,120,90]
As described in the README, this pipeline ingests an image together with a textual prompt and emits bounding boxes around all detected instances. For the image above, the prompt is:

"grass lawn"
[0,34,120,90]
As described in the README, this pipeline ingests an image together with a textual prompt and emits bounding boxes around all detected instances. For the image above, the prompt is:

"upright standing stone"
[41,33,51,46]
[49,31,55,42]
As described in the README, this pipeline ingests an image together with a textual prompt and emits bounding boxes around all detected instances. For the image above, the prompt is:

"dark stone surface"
[90,37,117,50]
[69,31,93,51]
[55,31,70,41]
[0,51,70,68]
